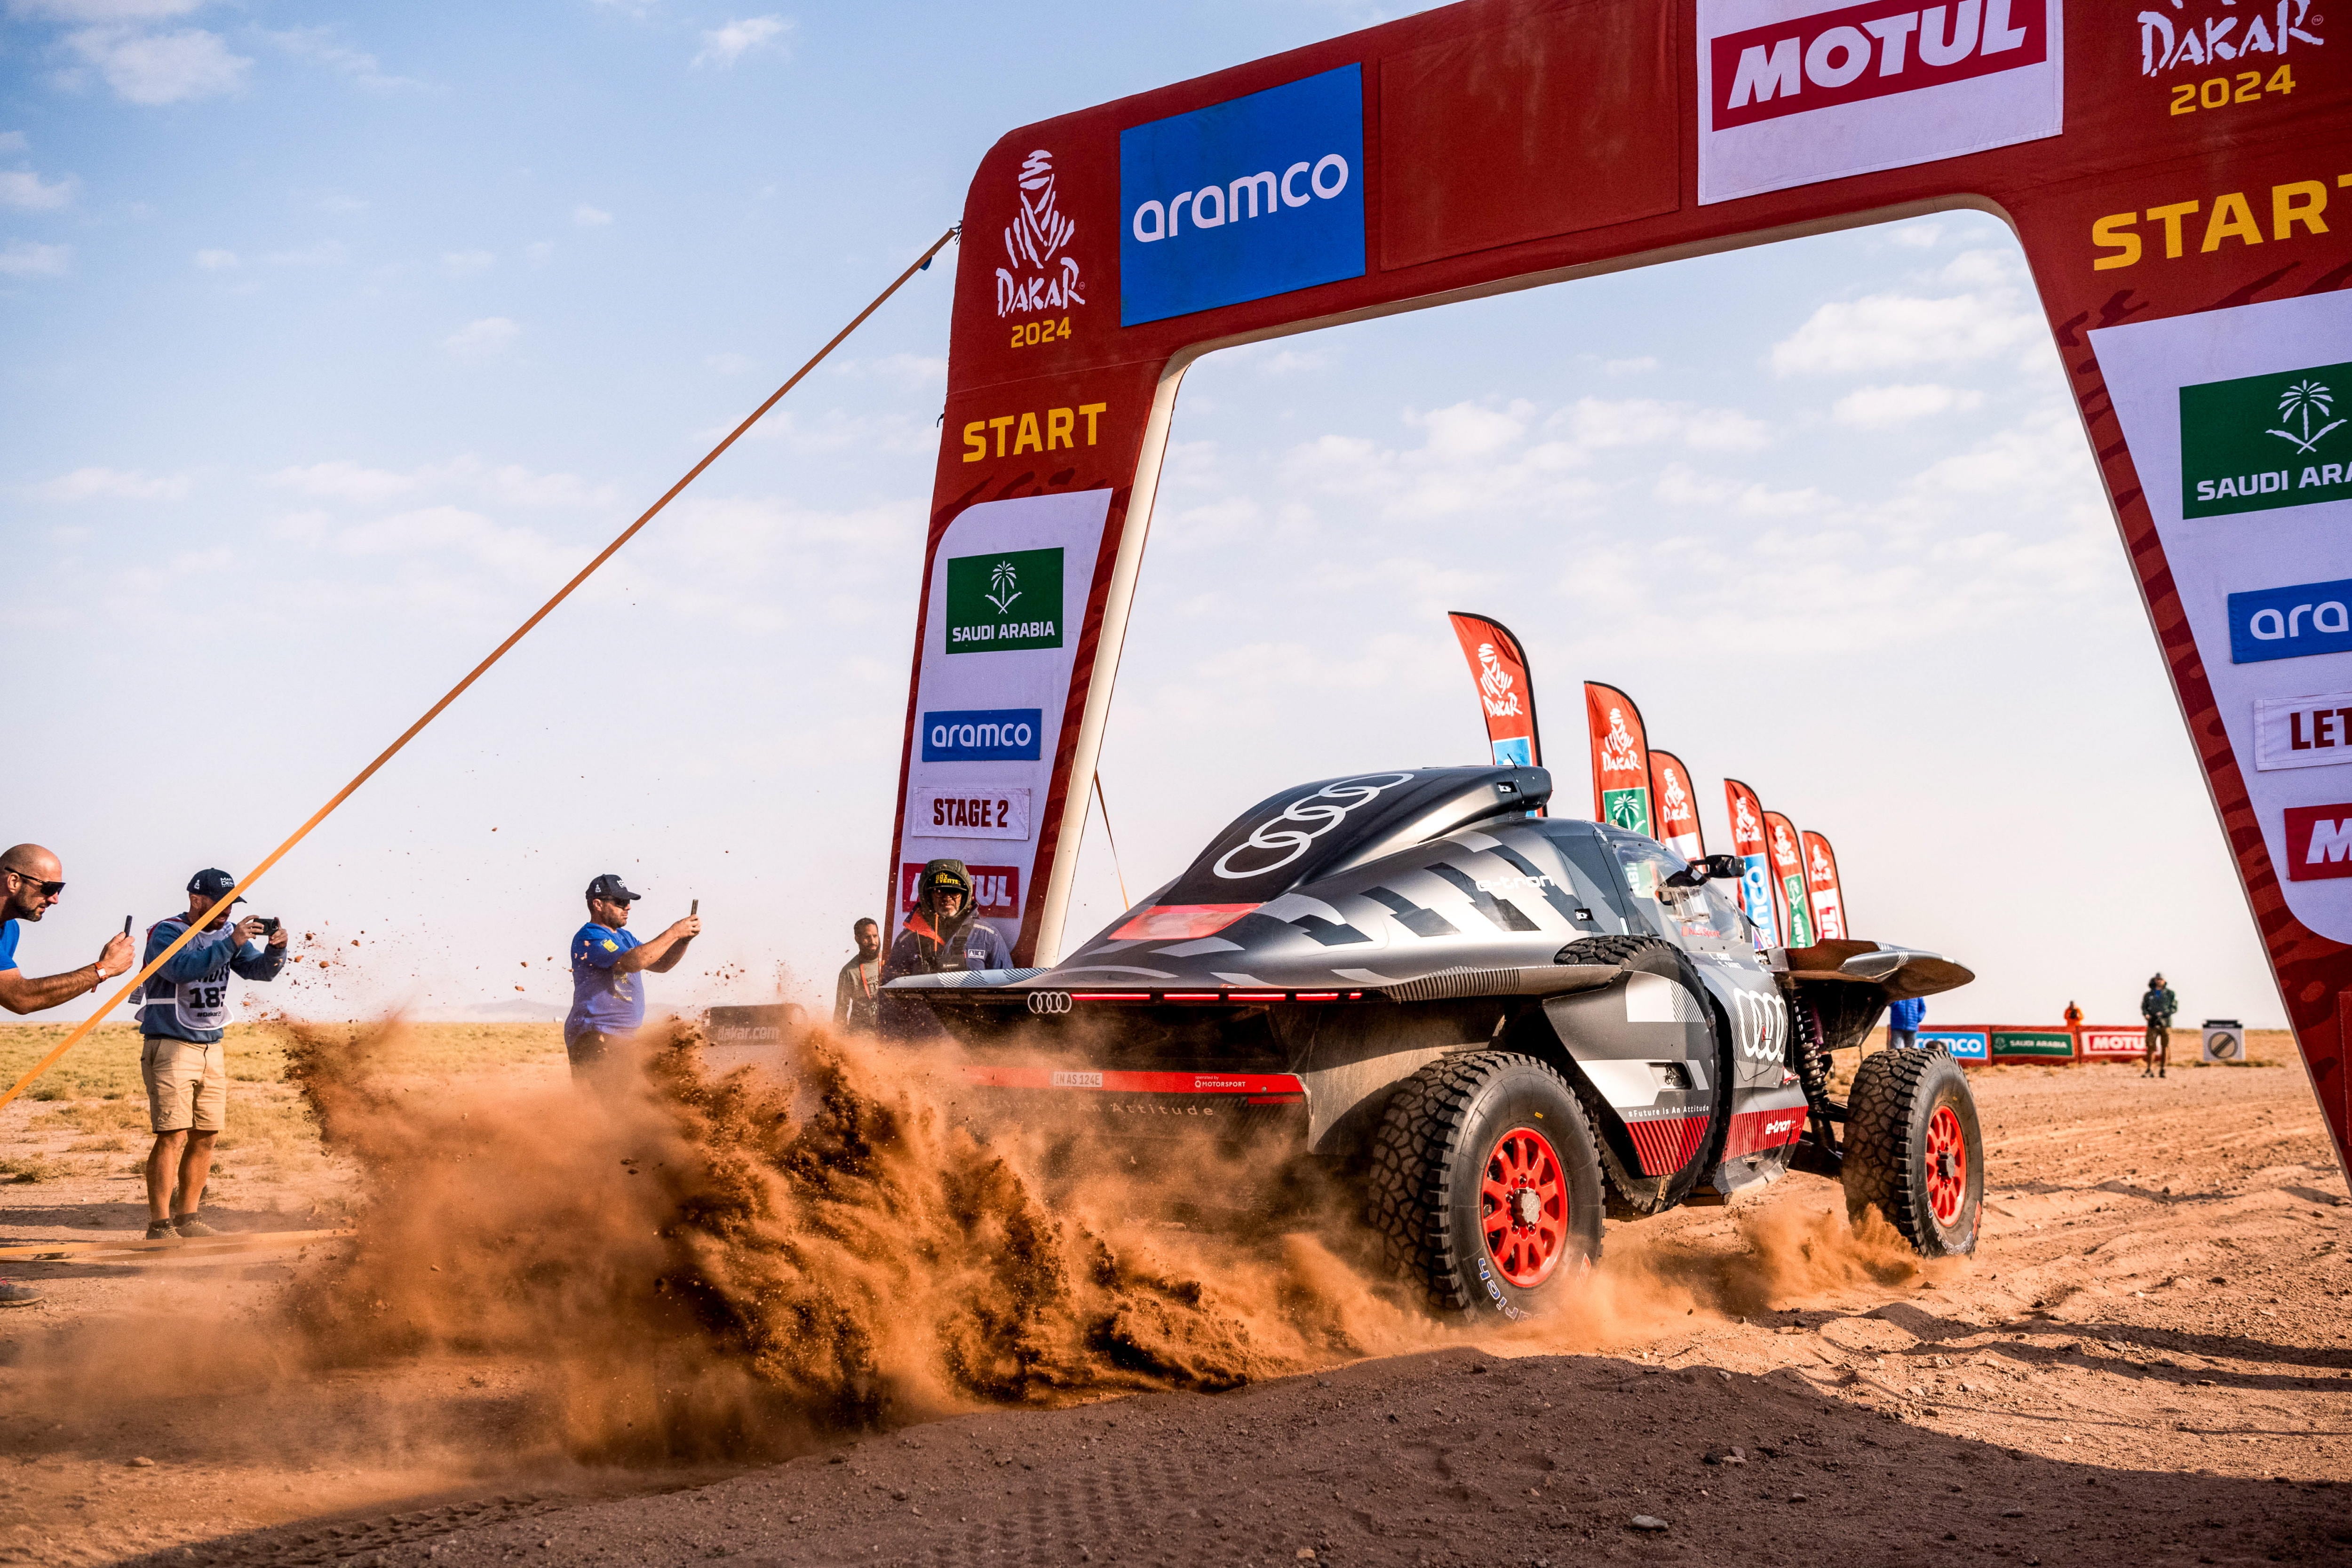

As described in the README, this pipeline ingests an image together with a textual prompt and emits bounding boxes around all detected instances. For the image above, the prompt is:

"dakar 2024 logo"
[1475,643,1523,720]
[998,150,1083,319]
[2137,0,2322,76]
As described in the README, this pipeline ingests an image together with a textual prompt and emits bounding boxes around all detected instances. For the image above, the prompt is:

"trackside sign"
[1697,0,2063,205]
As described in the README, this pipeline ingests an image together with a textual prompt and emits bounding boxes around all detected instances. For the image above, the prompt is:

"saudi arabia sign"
[2181,361,2352,519]
[945,547,1065,653]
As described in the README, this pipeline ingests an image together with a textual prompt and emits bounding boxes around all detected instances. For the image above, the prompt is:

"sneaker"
[172,1215,218,1239]
[145,1219,179,1242]
[2159,1067,2167,1078]
[0,1280,41,1307]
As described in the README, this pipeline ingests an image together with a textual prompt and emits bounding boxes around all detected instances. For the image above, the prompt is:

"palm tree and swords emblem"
[2269,379,2343,455]
[985,558,1022,616]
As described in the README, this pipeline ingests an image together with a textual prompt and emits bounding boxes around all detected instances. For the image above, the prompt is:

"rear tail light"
[1111,904,1259,940]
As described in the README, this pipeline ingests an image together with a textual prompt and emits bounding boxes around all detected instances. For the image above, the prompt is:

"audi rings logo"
[1027,990,1073,1015]
[1212,772,1414,880]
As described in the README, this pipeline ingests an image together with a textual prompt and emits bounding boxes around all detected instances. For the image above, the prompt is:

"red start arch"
[886,0,2352,1172]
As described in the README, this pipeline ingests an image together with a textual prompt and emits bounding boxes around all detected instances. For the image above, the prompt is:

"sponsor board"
[946,548,1064,653]
[1119,64,1366,326]
[921,708,1042,763]
[2229,575,2352,664]
[1696,0,2063,205]
[897,861,1022,917]
[910,785,1032,841]
[1990,1028,2074,1059]
[2181,361,2352,518]
[2094,293,2352,939]
[1921,1028,1989,1062]
[2254,692,2352,771]
[2079,1027,2146,1058]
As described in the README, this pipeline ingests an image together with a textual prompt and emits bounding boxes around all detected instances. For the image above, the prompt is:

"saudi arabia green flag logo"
[2179,361,2352,519]
[1782,873,1814,947]
[1602,787,1651,836]
[945,548,1064,654]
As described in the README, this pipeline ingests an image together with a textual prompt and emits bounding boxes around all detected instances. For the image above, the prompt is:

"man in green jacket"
[2140,973,2178,1079]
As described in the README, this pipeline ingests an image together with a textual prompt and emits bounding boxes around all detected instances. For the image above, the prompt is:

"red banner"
[1724,777,1775,946]
[1762,809,1814,948]
[1446,612,1540,770]
[1649,749,1705,862]
[1801,828,1847,941]
[1585,682,1652,836]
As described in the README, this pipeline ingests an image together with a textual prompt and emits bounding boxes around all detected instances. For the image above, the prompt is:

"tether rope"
[0,225,960,1114]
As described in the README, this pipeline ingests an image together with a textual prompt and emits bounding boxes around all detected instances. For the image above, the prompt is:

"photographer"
[135,869,287,1241]
[564,873,699,1079]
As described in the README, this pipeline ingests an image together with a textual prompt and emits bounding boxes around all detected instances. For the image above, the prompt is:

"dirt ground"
[2,1024,2347,1568]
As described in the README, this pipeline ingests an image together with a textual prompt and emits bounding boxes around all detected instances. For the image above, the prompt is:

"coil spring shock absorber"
[1790,994,1841,1167]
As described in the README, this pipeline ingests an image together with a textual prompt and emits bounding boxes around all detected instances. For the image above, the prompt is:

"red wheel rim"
[1480,1125,1567,1289]
[1924,1103,1968,1228]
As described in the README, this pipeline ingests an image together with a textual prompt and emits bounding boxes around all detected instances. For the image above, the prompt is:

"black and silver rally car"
[885,764,1980,1321]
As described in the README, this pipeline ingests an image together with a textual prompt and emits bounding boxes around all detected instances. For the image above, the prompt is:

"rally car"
[884,764,1980,1321]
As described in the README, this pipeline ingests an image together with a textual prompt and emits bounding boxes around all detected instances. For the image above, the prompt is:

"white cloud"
[65,26,249,104]
[0,168,74,209]
[8,0,202,17]
[265,460,417,504]
[1603,355,1659,375]
[32,466,189,500]
[1887,221,1944,248]
[262,26,421,92]
[692,15,790,67]
[572,204,612,227]
[192,247,237,269]
[441,249,495,276]
[1555,396,1770,452]
[832,351,946,388]
[444,317,519,358]
[522,240,552,265]
[265,456,613,510]
[0,239,70,276]
[706,351,752,375]
[1770,288,2042,376]
[1831,382,1986,429]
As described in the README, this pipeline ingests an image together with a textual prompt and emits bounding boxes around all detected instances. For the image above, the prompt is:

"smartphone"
[257,917,281,937]
[122,916,132,938]
[690,899,699,917]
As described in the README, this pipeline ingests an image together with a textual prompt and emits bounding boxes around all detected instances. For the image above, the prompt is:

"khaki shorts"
[141,1037,226,1134]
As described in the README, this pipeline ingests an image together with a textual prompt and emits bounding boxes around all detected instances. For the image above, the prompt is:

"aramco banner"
[1763,808,1816,948]
[1650,749,1705,862]
[1446,612,1541,768]
[1586,682,1653,834]
[1724,777,1776,947]
[1802,828,1847,941]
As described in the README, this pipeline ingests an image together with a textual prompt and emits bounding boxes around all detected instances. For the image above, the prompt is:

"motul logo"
[1712,0,2048,130]
[2284,803,2352,882]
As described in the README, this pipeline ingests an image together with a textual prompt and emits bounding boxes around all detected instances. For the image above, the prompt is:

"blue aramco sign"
[1119,64,1367,328]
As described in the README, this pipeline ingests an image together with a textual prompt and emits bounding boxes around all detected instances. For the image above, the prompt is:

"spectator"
[565,874,699,1079]
[136,869,287,1241]
[834,918,882,1034]
[2141,972,2177,1079]
[1885,994,1925,1050]
[879,861,1010,1038]
[0,844,135,1305]
[2064,1000,2084,1028]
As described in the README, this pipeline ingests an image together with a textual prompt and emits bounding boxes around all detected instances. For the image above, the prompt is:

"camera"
[256,917,280,937]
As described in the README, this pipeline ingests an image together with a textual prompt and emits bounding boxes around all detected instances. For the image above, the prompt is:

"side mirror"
[1664,854,1743,889]
[1702,853,1743,881]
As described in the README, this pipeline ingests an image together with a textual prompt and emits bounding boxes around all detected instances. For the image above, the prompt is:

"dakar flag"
[1723,778,1777,948]
[1649,749,1704,862]
[1446,612,1541,769]
[1763,808,1816,948]
[1802,829,1847,942]
[1584,682,1652,834]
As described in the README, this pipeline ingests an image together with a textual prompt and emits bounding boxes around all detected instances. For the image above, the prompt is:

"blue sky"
[1,0,2280,1028]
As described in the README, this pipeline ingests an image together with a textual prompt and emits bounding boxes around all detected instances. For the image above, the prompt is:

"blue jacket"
[135,915,285,1043]
[1887,996,1927,1032]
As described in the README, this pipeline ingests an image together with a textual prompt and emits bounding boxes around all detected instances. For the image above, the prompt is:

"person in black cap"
[564,873,699,1077]
[135,868,288,1240]
[878,859,1009,1038]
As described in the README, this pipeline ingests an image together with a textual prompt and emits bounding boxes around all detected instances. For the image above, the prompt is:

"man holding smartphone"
[564,873,699,1079]
[135,868,288,1240]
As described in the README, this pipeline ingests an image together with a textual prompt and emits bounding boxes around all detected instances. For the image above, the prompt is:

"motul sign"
[1711,0,2049,129]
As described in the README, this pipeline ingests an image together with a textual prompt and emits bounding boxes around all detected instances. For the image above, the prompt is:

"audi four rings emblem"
[1027,991,1073,1014]
[1213,772,1416,880]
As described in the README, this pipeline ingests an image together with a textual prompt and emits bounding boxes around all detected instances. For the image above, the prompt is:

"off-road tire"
[1843,1044,1983,1257]
[1366,1051,1605,1321]
[1552,935,1713,1216]
[1552,934,1682,969]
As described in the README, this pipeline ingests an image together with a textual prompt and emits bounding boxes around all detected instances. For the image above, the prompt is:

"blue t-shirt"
[566,922,644,1042]
[0,919,17,974]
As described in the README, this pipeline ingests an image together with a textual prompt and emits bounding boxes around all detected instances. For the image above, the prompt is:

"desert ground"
[0,1020,2345,1568]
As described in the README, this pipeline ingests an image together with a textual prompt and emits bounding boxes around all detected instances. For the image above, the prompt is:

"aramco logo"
[997,149,1082,319]
[1476,642,1522,718]
[1599,707,1642,778]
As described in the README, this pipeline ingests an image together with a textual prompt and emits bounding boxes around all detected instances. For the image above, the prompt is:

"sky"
[0,0,2284,1030]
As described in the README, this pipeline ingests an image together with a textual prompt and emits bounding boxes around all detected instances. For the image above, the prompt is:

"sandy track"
[9,1055,2349,1568]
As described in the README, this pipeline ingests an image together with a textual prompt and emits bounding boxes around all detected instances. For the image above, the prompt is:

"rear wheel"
[1843,1044,1983,1256]
[1366,1051,1605,1321]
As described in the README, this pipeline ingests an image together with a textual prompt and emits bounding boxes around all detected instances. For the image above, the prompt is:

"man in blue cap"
[136,868,289,1240]
[565,873,700,1078]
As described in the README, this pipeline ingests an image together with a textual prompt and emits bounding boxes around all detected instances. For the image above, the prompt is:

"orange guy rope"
[0,225,961,1114]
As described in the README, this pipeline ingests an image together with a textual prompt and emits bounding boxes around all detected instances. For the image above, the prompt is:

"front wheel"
[1843,1045,1983,1256]
[1366,1051,1605,1321]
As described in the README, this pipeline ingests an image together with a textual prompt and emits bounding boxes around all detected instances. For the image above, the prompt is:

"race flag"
[1801,829,1848,941]
[1723,778,1777,948]
[1763,808,1817,948]
[1446,612,1541,768]
[1649,749,1705,862]
[1584,682,1652,833]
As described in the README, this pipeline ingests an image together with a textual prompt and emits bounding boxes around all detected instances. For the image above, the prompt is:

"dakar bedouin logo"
[1598,707,1642,778]
[998,150,1083,320]
[1772,821,1799,868]
[1809,841,1835,887]
[1475,643,1522,719]
[1733,794,1761,844]
[2180,359,2352,520]
[1660,768,1692,827]
[2137,0,2321,77]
